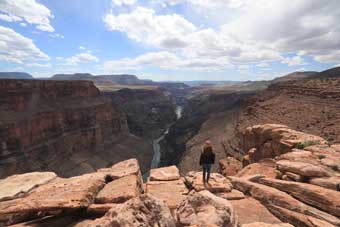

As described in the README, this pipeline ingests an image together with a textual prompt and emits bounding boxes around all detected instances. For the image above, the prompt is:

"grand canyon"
[1,0,340,226]
[0,67,339,227]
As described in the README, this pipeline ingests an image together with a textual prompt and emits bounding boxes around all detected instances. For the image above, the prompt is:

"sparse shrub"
[295,140,321,149]
[296,143,305,149]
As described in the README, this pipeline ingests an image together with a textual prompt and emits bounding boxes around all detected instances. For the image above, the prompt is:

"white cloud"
[79,46,86,50]
[104,7,196,49]
[257,62,270,68]
[64,53,99,66]
[49,33,64,39]
[0,13,22,22]
[103,5,283,69]
[281,55,306,66]
[220,0,340,64]
[0,0,54,32]
[26,62,52,68]
[102,0,340,76]
[112,0,137,6]
[103,51,231,72]
[0,25,49,64]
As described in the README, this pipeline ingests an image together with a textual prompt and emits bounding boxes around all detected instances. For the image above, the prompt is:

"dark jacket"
[199,146,215,165]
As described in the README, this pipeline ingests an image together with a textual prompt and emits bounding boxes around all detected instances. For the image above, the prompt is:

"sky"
[0,0,339,81]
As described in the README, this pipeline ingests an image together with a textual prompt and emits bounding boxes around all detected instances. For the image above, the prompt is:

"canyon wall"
[102,87,177,139]
[160,90,255,174]
[0,79,153,178]
[160,71,340,175]
[235,77,340,150]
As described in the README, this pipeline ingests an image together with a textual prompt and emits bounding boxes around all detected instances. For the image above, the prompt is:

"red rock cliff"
[0,80,152,178]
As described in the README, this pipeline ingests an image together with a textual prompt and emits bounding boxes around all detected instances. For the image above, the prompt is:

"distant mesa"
[271,71,318,83]
[272,66,340,83]
[309,66,340,79]
[0,72,33,79]
[51,73,154,85]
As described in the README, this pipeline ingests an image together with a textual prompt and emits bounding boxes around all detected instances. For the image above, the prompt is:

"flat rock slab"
[185,172,233,193]
[309,177,340,191]
[97,158,140,179]
[276,160,333,178]
[228,176,340,226]
[95,174,142,204]
[259,178,340,217]
[149,165,180,181]
[229,197,282,225]
[267,204,338,227]
[146,179,188,209]
[176,190,238,227]
[216,190,245,200]
[0,174,105,216]
[236,163,277,179]
[0,172,57,202]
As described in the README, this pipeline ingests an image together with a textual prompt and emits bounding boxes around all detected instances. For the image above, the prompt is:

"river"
[145,105,182,177]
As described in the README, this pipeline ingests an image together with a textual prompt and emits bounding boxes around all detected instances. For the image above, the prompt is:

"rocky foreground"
[0,124,339,227]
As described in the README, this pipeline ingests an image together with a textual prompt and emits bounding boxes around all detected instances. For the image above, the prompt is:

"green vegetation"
[295,140,321,149]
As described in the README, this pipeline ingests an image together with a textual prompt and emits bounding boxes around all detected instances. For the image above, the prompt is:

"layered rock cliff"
[101,87,177,139]
[0,79,153,178]
[160,90,255,174]
[235,77,340,149]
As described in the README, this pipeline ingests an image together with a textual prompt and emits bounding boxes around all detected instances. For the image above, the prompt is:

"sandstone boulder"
[258,178,340,217]
[309,177,340,191]
[276,149,314,161]
[145,178,188,209]
[95,174,142,204]
[229,197,282,225]
[185,172,233,193]
[267,205,337,227]
[80,194,176,227]
[216,190,245,200]
[0,174,105,224]
[228,176,340,226]
[241,124,326,162]
[276,160,333,178]
[176,190,238,227]
[97,158,141,179]
[149,165,180,181]
[219,157,242,177]
[236,162,277,179]
[0,172,57,202]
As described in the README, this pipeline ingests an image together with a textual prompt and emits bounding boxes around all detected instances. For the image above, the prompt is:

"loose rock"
[176,190,238,227]
[185,172,233,192]
[149,165,180,181]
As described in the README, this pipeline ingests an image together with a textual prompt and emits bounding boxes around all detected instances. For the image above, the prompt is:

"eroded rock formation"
[0,79,153,178]
[102,87,176,139]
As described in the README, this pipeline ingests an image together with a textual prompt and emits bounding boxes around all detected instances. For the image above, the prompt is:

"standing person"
[199,140,215,184]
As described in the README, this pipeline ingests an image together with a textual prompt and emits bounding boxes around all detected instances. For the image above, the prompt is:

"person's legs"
[206,164,211,183]
[202,164,207,183]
